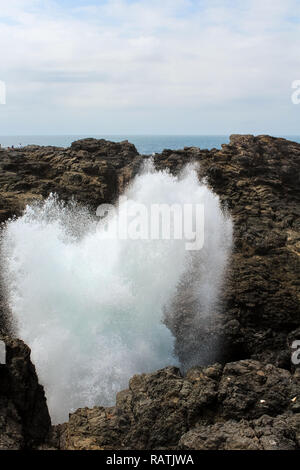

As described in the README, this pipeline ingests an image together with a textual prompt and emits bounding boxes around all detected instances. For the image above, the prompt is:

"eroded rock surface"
[0,336,51,449]
[49,361,299,450]
[152,135,300,368]
[179,414,300,450]
[0,135,299,363]
[0,138,140,224]
[0,134,299,450]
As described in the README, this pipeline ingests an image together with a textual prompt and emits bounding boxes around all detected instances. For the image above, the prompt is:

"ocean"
[1,135,300,155]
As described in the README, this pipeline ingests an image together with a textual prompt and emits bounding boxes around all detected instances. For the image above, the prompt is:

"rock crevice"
[0,134,299,449]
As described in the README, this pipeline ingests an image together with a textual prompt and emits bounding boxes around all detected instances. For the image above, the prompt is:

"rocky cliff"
[0,135,299,450]
[152,135,300,368]
[0,336,50,449]
[51,361,300,450]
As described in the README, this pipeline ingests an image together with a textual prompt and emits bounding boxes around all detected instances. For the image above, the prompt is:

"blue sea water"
[0,135,300,155]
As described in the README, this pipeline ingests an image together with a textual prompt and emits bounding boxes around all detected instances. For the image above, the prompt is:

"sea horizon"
[1,134,300,155]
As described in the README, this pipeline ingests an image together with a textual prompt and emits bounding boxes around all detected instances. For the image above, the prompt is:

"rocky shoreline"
[0,134,299,450]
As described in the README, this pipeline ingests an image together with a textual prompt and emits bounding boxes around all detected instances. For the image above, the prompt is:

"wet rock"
[0,135,299,363]
[218,360,292,420]
[0,135,299,450]
[52,360,299,450]
[179,414,300,450]
[179,420,262,450]
[0,138,141,225]
[152,135,300,367]
[0,336,51,449]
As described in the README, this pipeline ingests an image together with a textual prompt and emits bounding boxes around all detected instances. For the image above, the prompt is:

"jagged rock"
[0,135,299,450]
[152,135,300,367]
[179,414,300,450]
[218,360,292,420]
[0,135,299,363]
[50,360,299,450]
[53,364,221,450]
[0,336,51,449]
[0,138,141,225]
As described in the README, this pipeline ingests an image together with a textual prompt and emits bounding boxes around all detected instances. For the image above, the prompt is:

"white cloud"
[0,0,299,133]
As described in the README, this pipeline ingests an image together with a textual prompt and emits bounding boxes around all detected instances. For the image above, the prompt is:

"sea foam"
[1,162,232,423]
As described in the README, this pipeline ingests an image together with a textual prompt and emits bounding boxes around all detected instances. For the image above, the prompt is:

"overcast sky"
[0,0,299,135]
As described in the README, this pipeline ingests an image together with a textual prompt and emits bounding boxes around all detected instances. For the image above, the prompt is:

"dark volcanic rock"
[179,414,300,450]
[0,135,299,362]
[0,336,51,449]
[51,360,299,450]
[0,138,141,224]
[0,134,299,450]
[152,135,300,368]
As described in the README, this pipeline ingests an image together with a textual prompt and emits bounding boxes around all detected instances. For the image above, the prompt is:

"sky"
[0,0,300,135]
